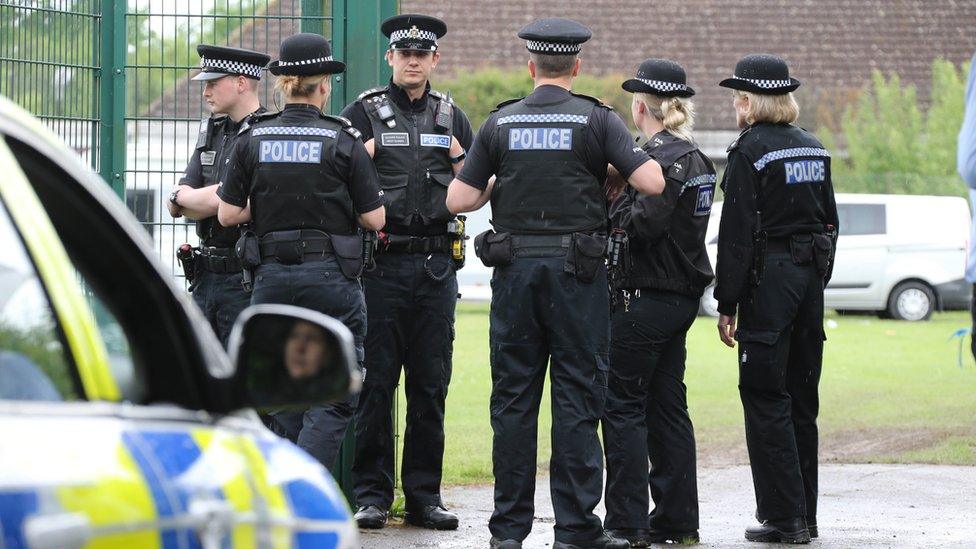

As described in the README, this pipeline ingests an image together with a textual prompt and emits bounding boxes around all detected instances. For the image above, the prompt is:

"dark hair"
[529,52,576,78]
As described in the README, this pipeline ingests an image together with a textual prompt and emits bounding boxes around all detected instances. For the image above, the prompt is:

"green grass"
[389,305,976,485]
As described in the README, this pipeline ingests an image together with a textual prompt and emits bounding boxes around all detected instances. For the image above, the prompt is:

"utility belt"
[376,215,467,270]
[234,228,368,292]
[198,246,242,273]
[753,231,835,285]
[473,229,608,283]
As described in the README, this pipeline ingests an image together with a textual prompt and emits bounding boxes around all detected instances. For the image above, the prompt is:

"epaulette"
[726,126,752,153]
[570,91,612,110]
[429,88,452,102]
[491,97,523,113]
[357,86,388,101]
[238,110,280,135]
[322,114,361,139]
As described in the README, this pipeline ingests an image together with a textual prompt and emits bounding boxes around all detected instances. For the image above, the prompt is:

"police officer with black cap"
[167,44,269,346]
[339,13,472,531]
[714,54,838,544]
[602,58,714,548]
[447,18,666,549]
[217,33,386,470]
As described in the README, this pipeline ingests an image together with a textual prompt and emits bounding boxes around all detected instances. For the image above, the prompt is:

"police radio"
[434,94,453,132]
[370,96,396,128]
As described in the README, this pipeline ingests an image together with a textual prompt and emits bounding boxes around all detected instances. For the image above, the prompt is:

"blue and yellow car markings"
[0,491,38,548]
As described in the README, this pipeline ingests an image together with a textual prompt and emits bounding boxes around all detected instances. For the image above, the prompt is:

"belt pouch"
[564,233,607,283]
[812,233,833,276]
[236,230,262,268]
[474,230,513,267]
[331,233,365,279]
[789,234,814,265]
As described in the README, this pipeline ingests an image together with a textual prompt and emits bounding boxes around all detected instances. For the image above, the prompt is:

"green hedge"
[438,67,632,129]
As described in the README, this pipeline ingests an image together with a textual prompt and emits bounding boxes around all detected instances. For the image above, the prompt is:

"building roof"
[404,0,976,130]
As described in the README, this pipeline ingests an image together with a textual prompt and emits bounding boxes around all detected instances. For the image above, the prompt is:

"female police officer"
[217,33,386,470]
[714,54,838,544]
[602,58,714,548]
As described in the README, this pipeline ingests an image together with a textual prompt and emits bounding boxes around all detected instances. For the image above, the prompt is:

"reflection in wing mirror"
[227,304,361,411]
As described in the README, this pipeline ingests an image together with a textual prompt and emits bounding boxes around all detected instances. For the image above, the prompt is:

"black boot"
[807,519,818,539]
[744,518,810,544]
[647,526,700,544]
[553,531,631,549]
[405,504,459,530]
[353,505,388,529]
[489,538,523,549]
[605,529,650,547]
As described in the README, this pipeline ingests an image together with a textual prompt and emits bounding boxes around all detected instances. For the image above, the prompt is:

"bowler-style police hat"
[622,58,695,98]
[381,13,447,52]
[267,33,346,76]
[719,54,800,94]
[192,44,270,81]
[518,18,592,56]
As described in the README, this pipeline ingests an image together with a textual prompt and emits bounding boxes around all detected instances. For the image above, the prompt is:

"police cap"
[517,18,591,56]
[622,58,695,98]
[192,44,270,81]
[381,13,447,52]
[719,54,800,94]
[267,33,345,76]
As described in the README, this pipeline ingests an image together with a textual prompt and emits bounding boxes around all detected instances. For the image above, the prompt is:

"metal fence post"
[98,0,125,197]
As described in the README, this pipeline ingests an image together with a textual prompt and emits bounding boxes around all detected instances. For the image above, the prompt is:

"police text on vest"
[259,140,323,163]
[784,160,825,184]
[508,128,573,150]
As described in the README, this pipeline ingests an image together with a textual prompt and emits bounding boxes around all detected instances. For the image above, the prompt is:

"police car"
[0,96,359,548]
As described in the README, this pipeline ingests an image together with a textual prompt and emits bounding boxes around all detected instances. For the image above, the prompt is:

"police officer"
[217,33,386,470]
[167,44,270,346]
[447,18,666,549]
[714,54,839,544]
[339,13,472,531]
[601,59,714,548]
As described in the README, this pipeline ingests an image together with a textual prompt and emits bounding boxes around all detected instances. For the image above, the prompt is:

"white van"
[701,194,972,321]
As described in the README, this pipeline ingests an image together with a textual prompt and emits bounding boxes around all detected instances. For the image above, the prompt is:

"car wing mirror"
[227,304,361,411]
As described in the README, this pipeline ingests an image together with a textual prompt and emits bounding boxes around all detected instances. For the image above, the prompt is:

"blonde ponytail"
[274,73,330,99]
[636,92,696,142]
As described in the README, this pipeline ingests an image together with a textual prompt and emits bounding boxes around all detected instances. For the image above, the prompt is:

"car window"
[0,195,80,402]
[837,203,886,236]
[78,281,145,402]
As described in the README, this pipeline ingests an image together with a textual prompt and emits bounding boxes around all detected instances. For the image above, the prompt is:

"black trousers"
[191,269,250,348]
[251,259,366,470]
[602,289,699,533]
[970,283,976,362]
[488,255,608,544]
[736,252,823,523]
[353,252,456,510]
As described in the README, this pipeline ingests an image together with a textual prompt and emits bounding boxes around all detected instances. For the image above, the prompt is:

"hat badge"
[408,25,420,39]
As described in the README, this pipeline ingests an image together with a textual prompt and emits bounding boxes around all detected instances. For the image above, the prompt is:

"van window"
[838,204,886,236]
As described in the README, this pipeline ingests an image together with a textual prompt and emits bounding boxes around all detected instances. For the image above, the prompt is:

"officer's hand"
[604,166,626,203]
[717,314,737,348]
[166,188,183,218]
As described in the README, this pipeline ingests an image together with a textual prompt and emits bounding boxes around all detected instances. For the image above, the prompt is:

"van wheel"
[886,282,935,321]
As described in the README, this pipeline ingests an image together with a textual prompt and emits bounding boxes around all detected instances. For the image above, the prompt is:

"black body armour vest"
[490,94,605,234]
[195,111,262,247]
[244,111,358,237]
[362,87,454,235]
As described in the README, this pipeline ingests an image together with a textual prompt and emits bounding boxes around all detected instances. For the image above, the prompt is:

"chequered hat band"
[200,57,263,78]
[278,56,334,67]
[730,75,793,89]
[390,28,438,43]
[525,40,582,54]
[636,77,687,92]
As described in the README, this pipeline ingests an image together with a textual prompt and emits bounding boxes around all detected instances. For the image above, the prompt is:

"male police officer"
[340,14,472,531]
[167,44,269,346]
[446,18,666,549]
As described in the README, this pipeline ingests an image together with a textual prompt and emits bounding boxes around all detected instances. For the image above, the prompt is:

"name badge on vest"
[695,184,714,217]
[784,160,826,185]
[381,133,410,147]
[508,128,573,150]
[200,150,216,166]
[259,140,323,163]
[420,134,451,148]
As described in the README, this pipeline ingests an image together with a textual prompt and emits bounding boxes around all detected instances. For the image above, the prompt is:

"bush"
[438,67,632,129]
[820,59,969,197]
